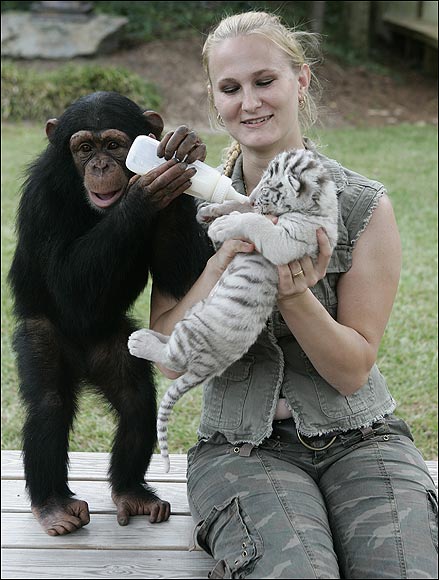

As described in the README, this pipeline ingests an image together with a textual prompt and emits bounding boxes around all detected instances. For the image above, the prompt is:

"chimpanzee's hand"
[128,158,196,209]
[157,125,207,164]
[127,127,206,209]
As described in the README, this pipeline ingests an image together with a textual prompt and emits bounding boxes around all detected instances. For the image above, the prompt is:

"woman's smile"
[241,114,274,127]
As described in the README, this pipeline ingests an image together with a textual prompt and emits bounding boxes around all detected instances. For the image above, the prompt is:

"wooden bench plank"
[427,459,438,486]
[1,549,214,579]
[1,513,199,551]
[1,479,191,515]
[1,450,187,482]
[3,451,436,485]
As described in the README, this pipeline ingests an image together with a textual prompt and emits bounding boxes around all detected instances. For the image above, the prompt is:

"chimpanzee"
[8,91,213,536]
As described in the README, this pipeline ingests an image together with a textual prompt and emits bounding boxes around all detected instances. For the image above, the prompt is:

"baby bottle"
[126,135,248,204]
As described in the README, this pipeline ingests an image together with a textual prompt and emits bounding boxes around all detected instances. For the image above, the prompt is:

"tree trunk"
[310,1,326,33]
[345,1,371,58]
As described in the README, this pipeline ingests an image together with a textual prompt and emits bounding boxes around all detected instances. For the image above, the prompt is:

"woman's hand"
[277,229,332,302]
[127,127,206,209]
[207,238,255,278]
[207,214,276,277]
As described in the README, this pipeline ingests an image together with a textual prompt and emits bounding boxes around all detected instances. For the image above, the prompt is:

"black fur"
[8,91,213,507]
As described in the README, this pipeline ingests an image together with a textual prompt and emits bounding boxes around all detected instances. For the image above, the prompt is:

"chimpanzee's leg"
[13,318,90,535]
[87,317,171,525]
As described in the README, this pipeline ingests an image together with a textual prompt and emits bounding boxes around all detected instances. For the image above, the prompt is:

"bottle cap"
[126,135,163,175]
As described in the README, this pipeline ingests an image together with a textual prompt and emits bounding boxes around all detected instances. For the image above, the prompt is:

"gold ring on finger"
[292,269,304,277]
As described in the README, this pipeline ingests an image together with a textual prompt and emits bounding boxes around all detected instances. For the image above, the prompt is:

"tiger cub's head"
[249,148,336,217]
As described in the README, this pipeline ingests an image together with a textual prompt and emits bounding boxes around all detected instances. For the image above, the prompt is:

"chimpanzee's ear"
[143,111,164,139]
[45,118,59,143]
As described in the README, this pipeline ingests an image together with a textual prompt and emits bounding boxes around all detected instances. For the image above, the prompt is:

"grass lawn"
[1,122,437,459]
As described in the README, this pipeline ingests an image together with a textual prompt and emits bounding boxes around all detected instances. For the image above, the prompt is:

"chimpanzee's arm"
[42,190,160,334]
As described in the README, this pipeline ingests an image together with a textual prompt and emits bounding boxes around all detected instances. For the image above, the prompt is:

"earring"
[299,95,306,110]
[216,113,225,126]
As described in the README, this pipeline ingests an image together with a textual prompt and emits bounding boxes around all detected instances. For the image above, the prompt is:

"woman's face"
[209,34,310,153]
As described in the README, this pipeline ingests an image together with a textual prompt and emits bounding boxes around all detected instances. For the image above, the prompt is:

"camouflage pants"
[187,415,438,579]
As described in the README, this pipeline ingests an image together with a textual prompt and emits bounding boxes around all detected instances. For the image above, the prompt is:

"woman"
[146,11,437,579]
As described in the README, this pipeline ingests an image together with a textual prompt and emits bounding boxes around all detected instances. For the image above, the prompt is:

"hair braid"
[222,141,242,178]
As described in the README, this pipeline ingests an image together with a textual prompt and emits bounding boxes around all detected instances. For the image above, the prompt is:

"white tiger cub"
[128,148,338,472]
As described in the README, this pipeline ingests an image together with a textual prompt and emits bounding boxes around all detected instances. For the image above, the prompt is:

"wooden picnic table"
[1,450,437,579]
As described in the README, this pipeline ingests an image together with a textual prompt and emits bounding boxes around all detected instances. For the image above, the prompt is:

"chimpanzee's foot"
[112,484,171,525]
[32,497,90,536]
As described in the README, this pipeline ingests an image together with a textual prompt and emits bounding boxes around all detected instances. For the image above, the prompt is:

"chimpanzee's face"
[69,129,134,211]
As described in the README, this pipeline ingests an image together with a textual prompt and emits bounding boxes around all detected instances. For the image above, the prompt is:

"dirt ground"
[87,37,437,131]
[23,37,437,131]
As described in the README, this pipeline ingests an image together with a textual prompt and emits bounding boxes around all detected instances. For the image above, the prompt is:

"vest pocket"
[202,356,254,429]
[304,354,377,419]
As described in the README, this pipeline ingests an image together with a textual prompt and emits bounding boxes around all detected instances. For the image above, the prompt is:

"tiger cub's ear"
[285,172,301,197]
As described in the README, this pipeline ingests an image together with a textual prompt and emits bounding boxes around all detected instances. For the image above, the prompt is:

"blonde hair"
[202,11,322,175]
[222,140,241,177]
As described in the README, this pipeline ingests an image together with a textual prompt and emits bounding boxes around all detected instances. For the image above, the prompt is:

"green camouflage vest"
[198,144,396,443]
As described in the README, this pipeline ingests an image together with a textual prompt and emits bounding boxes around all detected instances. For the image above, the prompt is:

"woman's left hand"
[277,229,333,302]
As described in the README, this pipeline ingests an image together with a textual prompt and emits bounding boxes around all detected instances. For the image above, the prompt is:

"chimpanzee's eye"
[79,143,92,152]
[107,141,120,150]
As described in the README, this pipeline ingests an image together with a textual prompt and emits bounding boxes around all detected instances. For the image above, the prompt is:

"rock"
[31,1,94,15]
[1,11,128,59]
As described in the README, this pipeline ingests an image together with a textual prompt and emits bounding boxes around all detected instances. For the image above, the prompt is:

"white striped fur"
[128,149,338,472]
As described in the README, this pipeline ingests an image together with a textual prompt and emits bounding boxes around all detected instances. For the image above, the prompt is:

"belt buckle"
[296,429,337,451]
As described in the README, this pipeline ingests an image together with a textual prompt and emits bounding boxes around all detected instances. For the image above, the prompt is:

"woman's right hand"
[206,214,277,278]
[207,238,255,278]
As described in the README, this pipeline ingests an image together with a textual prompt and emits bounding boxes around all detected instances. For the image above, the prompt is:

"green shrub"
[82,1,309,43]
[1,61,161,121]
